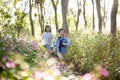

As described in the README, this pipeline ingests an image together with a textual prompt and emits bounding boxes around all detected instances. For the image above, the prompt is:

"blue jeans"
[58,47,67,54]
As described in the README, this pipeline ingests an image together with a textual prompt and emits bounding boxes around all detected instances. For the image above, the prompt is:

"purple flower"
[8,44,16,51]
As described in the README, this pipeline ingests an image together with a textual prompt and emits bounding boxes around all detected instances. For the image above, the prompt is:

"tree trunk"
[51,0,59,32]
[110,0,118,37]
[29,0,34,36]
[76,0,82,33]
[83,0,87,29]
[37,3,42,34]
[17,1,28,37]
[96,0,102,34]
[40,3,44,34]
[36,0,45,34]
[61,0,69,34]
[103,0,106,28]
[91,0,95,30]
[109,0,118,53]
[17,13,26,37]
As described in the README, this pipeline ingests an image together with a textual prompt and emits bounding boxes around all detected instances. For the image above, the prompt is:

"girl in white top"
[41,25,53,59]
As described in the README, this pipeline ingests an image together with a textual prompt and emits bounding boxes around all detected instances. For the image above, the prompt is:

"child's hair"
[58,28,66,33]
[45,25,51,32]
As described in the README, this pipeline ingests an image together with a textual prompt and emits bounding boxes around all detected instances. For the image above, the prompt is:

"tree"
[16,1,28,37]
[110,0,118,37]
[102,0,107,28]
[96,0,102,34]
[51,0,59,32]
[83,0,87,29]
[29,0,35,36]
[91,0,95,30]
[36,0,45,34]
[61,0,69,34]
[75,0,82,32]
[109,0,118,58]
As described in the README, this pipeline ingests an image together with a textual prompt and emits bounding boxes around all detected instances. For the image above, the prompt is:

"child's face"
[46,27,51,32]
[59,30,66,37]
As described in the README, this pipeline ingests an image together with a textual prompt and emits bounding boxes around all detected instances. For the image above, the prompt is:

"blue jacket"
[53,36,70,54]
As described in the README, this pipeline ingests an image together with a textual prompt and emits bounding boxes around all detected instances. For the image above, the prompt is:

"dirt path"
[45,55,81,80]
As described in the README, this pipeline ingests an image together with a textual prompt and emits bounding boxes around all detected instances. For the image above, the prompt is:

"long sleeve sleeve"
[53,38,59,48]
[65,38,70,46]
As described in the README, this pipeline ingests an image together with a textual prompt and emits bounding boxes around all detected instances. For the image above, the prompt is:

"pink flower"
[2,56,7,62]
[101,68,109,77]
[34,71,43,80]
[50,66,61,76]
[0,63,6,70]
[83,73,92,80]
[31,41,39,50]
[34,71,54,80]
[60,61,66,67]
[5,61,16,68]
[43,74,54,80]
[53,68,61,76]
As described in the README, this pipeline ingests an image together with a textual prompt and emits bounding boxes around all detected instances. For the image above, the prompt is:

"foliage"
[0,33,42,66]
[0,32,110,80]
[0,0,120,79]
[66,31,120,80]
[0,0,29,37]
[0,34,48,80]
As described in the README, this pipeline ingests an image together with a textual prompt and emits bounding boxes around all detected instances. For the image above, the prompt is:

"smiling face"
[59,29,66,37]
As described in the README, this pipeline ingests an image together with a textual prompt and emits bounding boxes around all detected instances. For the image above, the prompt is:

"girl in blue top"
[42,25,53,59]
[53,28,70,60]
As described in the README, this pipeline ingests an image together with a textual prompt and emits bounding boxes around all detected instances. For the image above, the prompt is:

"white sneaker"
[44,54,49,59]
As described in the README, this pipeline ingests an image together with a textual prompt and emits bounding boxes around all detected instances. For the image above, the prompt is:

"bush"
[66,32,120,80]
[0,34,43,66]
[0,32,119,80]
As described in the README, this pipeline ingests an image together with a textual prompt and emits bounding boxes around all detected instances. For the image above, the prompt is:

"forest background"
[0,0,120,80]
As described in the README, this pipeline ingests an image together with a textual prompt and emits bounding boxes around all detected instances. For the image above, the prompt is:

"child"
[41,25,53,59]
[53,28,70,61]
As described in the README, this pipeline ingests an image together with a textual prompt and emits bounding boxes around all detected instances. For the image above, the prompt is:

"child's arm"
[52,37,59,48]
[40,33,44,42]
[63,38,70,46]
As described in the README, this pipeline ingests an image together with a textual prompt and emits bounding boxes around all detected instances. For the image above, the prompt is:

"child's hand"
[63,42,66,46]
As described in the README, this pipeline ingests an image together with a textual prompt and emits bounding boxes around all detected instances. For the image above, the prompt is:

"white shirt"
[42,32,53,45]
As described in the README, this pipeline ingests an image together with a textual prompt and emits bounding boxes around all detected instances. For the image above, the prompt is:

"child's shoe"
[44,52,49,59]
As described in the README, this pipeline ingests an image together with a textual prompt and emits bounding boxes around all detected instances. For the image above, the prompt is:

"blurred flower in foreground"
[5,61,17,68]
[82,73,92,80]
[100,68,109,77]
[34,70,54,80]
[95,65,109,77]
[2,56,7,62]
[50,65,61,76]
[81,65,109,80]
